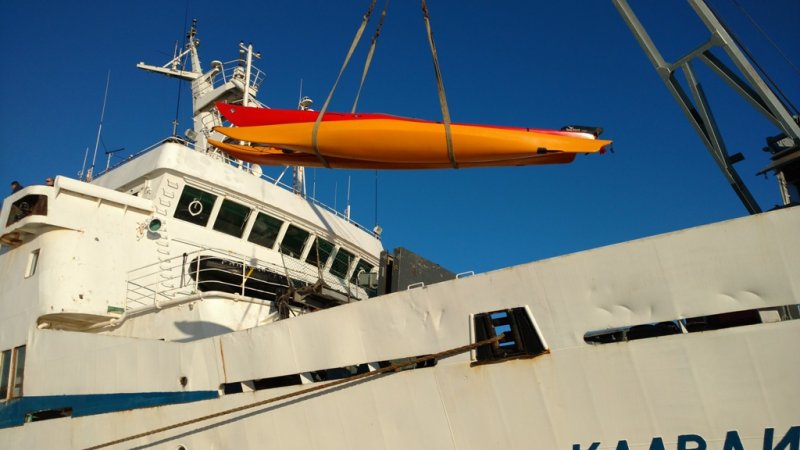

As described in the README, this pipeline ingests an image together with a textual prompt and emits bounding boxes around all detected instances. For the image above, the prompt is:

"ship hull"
[2,206,798,449]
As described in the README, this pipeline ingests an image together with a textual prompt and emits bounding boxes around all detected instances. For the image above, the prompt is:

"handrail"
[125,243,364,314]
[93,136,377,237]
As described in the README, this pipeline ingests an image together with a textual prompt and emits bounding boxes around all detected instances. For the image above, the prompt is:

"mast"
[613,0,800,211]
[137,20,263,154]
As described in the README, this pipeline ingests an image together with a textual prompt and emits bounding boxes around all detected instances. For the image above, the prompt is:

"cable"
[83,334,504,450]
[708,0,800,115]
[728,0,800,79]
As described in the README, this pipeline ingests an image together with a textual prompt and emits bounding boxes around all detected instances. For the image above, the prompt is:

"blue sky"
[1,1,798,274]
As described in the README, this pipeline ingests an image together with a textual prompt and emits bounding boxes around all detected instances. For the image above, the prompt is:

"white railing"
[125,245,339,311]
[214,59,267,93]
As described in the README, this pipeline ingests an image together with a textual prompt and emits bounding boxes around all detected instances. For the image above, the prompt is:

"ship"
[1,1,798,449]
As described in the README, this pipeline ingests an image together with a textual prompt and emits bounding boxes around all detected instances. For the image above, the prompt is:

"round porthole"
[179,376,188,387]
[147,218,162,232]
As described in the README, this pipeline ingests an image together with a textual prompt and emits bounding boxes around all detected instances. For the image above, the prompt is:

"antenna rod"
[345,176,351,221]
[79,146,89,179]
[298,79,304,108]
[89,71,111,180]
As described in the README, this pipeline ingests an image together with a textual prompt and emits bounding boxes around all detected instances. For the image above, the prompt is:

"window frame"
[247,211,285,250]
[0,346,26,401]
[173,185,219,228]
[306,236,335,269]
[0,349,11,401]
[329,248,355,279]
[10,346,25,398]
[279,224,311,259]
[212,198,252,238]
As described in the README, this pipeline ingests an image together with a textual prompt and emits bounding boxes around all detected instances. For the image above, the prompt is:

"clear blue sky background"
[1,1,798,274]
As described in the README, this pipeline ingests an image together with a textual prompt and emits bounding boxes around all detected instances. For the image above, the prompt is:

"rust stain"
[219,338,228,382]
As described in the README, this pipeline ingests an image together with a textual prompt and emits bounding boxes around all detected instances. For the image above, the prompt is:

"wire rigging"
[708,0,799,115]
[728,0,800,79]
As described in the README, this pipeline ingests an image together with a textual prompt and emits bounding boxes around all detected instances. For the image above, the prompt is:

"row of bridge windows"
[172,185,374,285]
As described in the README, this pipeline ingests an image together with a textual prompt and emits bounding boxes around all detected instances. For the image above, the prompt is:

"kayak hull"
[213,120,609,165]
[208,139,577,169]
[216,102,598,139]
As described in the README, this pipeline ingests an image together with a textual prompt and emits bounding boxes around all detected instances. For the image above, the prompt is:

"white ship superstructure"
[1,2,798,449]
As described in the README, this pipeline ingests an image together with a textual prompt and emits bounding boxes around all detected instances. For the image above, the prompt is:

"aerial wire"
[708,0,799,115]
[87,70,111,181]
[727,0,800,79]
[172,2,192,136]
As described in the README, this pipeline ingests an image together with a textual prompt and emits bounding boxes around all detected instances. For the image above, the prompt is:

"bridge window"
[330,248,354,279]
[306,237,334,268]
[350,260,374,284]
[248,212,284,249]
[213,199,251,238]
[5,195,47,226]
[351,259,377,297]
[280,225,310,259]
[174,185,217,227]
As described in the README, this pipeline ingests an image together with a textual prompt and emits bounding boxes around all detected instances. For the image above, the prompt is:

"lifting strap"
[352,0,390,113]
[421,0,457,168]
[311,0,377,168]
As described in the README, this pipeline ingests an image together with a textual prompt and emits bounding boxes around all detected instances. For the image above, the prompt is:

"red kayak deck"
[215,102,599,140]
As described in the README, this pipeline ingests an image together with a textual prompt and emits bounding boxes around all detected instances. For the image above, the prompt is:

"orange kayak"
[208,139,577,169]
[215,102,600,140]
[213,119,610,165]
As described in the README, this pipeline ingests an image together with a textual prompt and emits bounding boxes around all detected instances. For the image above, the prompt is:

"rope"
[311,0,377,168]
[83,334,504,450]
[352,0,390,113]
[421,0,457,168]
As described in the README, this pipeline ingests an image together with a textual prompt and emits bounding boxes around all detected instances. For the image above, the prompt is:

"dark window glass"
[248,212,284,249]
[0,349,10,399]
[280,225,310,258]
[213,199,251,238]
[329,248,354,279]
[6,195,47,226]
[11,346,25,398]
[350,259,374,284]
[306,237,334,268]
[174,186,217,227]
